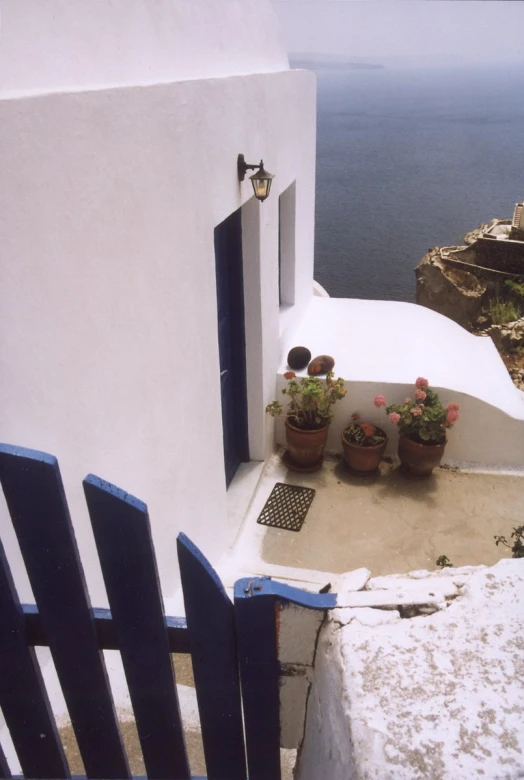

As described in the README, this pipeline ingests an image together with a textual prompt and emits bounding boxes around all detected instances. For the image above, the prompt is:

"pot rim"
[285,417,329,434]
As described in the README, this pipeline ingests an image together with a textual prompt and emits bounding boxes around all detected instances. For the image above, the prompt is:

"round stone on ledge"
[308,355,335,375]
[287,346,312,370]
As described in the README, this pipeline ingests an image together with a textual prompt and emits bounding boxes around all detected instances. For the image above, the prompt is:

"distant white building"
[1,0,523,613]
[512,202,524,233]
[511,203,524,230]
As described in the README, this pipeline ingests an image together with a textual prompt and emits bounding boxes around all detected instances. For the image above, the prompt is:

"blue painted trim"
[234,577,338,609]
[234,593,281,780]
[0,542,70,779]
[0,442,57,465]
[178,533,247,780]
[214,208,249,487]
[84,476,191,780]
[0,445,130,780]
[178,532,228,596]
[84,473,147,512]
[233,576,335,779]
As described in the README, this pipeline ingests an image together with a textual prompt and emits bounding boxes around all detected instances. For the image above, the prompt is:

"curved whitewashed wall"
[277,298,524,471]
[0,67,316,605]
[0,0,289,96]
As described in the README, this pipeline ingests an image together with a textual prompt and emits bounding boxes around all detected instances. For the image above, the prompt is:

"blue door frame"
[214,209,249,488]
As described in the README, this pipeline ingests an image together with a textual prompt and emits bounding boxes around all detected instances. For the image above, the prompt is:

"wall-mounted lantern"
[237,154,275,202]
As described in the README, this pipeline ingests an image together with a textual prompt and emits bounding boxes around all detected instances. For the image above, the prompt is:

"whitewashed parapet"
[366,563,487,587]
[334,564,488,617]
[248,563,492,756]
[276,564,486,749]
[296,559,524,780]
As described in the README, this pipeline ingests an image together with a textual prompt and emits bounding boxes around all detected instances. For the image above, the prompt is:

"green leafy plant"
[343,414,386,447]
[489,298,521,325]
[266,371,346,430]
[375,378,459,445]
[437,526,524,570]
[504,279,524,300]
[494,526,524,558]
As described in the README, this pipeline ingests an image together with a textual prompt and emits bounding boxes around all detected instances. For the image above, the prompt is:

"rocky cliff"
[415,247,486,329]
[415,220,524,390]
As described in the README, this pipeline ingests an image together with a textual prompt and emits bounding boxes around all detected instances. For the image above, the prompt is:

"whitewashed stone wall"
[297,559,524,779]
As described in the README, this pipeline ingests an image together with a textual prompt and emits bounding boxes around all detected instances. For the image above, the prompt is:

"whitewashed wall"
[0,0,289,94]
[0,67,316,605]
[276,298,524,472]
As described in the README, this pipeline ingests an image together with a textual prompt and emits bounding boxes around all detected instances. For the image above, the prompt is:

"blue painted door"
[214,209,249,487]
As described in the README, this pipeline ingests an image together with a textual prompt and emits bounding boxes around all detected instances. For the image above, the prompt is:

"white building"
[1,0,523,615]
[0,0,317,606]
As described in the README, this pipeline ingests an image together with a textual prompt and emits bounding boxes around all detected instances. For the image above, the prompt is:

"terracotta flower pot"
[284,418,329,472]
[341,429,388,474]
[398,435,446,477]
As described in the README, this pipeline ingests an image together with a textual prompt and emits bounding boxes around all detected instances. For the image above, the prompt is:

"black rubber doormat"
[257,482,316,532]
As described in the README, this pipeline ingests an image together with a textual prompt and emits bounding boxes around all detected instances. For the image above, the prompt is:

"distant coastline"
[290,54,385,71]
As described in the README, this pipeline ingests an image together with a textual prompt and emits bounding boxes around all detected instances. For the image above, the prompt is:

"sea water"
[313,66,524,301]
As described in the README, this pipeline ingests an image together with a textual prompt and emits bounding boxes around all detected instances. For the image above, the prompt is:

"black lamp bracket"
[238,154,264,182]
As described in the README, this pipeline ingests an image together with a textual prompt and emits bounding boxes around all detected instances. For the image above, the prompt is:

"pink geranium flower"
[447,409,460,424]
[374,395,386,408]
[404,397,412,404]
[447,402,460,412]
[414,389,426,401]
[411,407,423,417]
[416,377,429,389]
[388,412,401,424]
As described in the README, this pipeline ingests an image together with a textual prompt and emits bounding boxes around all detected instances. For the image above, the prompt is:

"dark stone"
[308,355,335,375]
[287,346,311,370]
[475,313,492,330]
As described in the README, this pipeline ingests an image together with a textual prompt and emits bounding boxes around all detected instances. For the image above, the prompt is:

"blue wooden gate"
[0,444,334,780]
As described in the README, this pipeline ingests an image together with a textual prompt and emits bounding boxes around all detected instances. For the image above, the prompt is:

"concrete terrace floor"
[224,451,524,585]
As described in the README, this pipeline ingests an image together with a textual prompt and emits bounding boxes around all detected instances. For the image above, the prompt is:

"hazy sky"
[273,1,524,66]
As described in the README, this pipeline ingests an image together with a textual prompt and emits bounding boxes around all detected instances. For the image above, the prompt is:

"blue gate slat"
[83,475,191,780]
[0,445,130,780]
[177,533,247,780]
[0,740,11,779]
[234,588,281,780]
[0,541,70,779]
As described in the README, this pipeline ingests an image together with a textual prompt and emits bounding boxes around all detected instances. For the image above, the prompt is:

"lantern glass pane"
[252,178,268,200]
